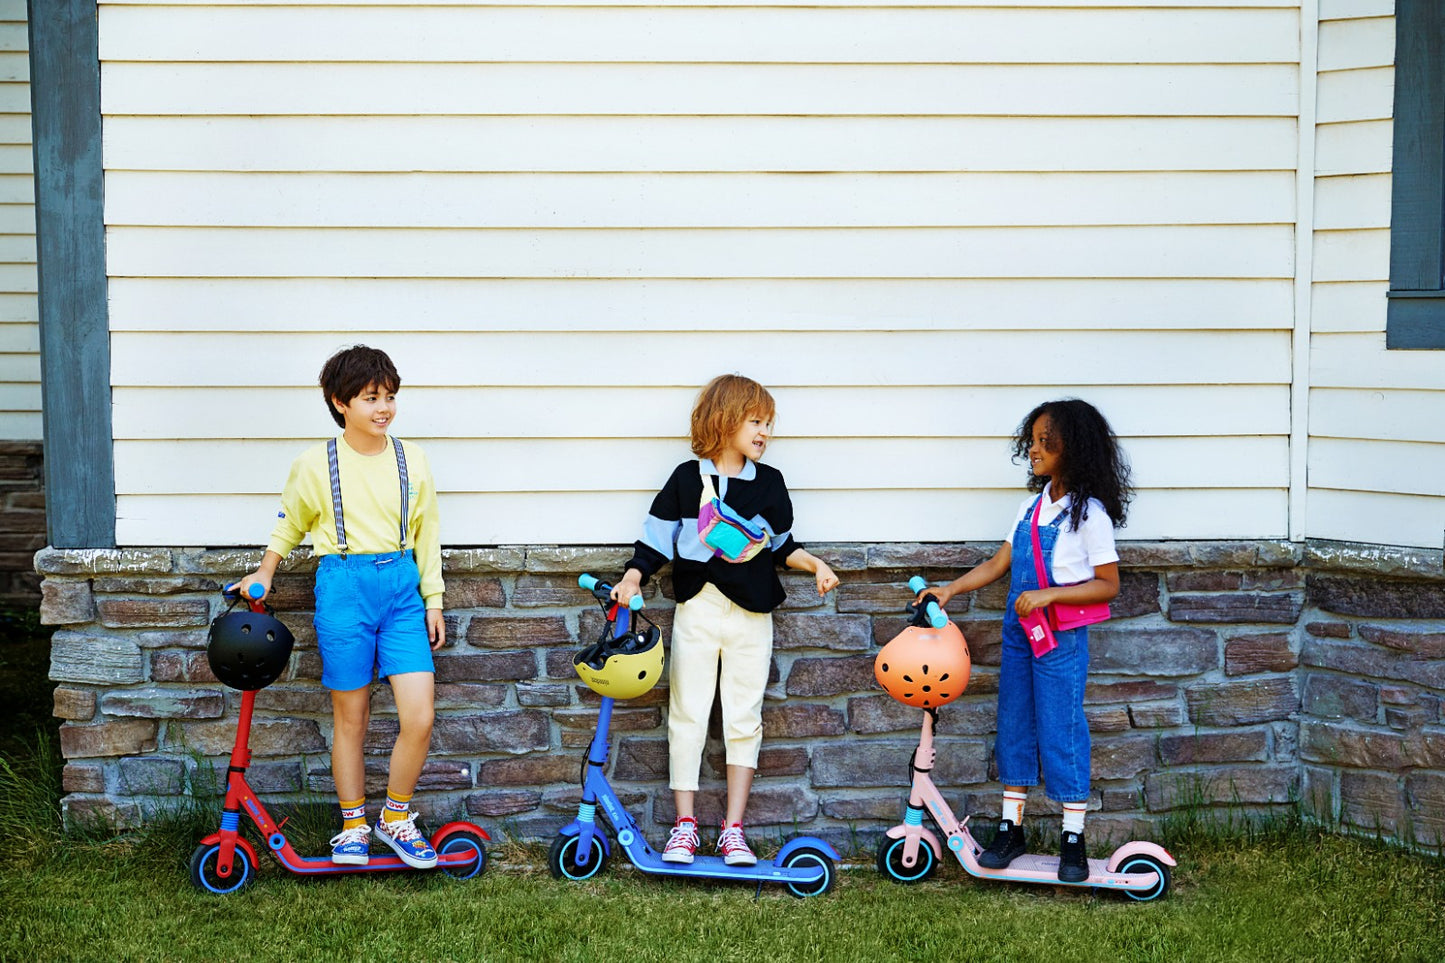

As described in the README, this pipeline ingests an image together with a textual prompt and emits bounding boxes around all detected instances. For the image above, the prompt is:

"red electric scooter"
[188,584,489,893]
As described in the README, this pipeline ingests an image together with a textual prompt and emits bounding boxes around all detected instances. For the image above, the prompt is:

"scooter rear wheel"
[781,847,837,899]
[548,832,609,882]
[433,828,488,881]
[1116,854,1171,902]
[876,836,937,884]
[189,843,254,895]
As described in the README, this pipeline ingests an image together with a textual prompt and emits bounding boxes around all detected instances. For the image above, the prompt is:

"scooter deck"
[627,850,826,885]
[964,851,1159,890]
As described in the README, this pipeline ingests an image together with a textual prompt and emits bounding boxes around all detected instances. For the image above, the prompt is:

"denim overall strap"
[326,437,410,555]
[1008,496,1067,599]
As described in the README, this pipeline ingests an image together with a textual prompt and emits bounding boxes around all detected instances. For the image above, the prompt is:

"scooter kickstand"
[754,879,763,901]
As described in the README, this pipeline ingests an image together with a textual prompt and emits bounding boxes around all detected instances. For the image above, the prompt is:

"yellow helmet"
[573,620,664,701]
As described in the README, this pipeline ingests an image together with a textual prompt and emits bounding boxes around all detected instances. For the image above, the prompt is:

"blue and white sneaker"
[329,824,372,865]
[375,812,437,869]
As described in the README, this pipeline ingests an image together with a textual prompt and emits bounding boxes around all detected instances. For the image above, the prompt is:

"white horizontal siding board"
[0,116,31,145]
[0,352,39,381]
[1311,280,1386,333]
[99,6,1300,64]
[1312,334,1445,391]
[1317,17,1394,71]
[0,263,36,293]
[110,331,1292,389]
[1313,174,1390,230]
[0,144,29,175]
[0,382,39,409]
[1311,388,1445,445]
[102,0,1304,7]
[1312,229,1388,282]
[0,321,38,352]
[0,206,35,235]
[1315,120,1392,176]
[1319,0,1395,20]
[0,292,36,322]
[1309,439,1445,498]
[1316,67,1394,124]
[113,436,1287,495]
[115,488,1289,548]
[100,63,1300,117]
[103,116,1301,174]
[0,412,39,438]
[104,171,1297,230]
[0,51,26,83]
[104,225,1297,280]
[113,384,1293,441]
[0,176,32,204]
[0,233,35,262]
[1306,489,1445,549]
[0,84,31,115]
[107,278,1295,333]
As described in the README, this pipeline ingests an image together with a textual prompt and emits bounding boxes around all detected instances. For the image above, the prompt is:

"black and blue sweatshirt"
[625,458,801,614]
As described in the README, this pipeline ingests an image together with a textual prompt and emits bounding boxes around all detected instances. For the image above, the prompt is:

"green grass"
[1,813,1443,963]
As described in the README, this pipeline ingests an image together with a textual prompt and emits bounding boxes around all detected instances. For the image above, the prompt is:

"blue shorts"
[313,550,434,691]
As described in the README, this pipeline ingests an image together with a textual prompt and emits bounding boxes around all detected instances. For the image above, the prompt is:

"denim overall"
[995,496,1091,804]
[312,437,432,691]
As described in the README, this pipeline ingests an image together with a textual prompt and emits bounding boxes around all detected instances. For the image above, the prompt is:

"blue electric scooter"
[548,574,839,898]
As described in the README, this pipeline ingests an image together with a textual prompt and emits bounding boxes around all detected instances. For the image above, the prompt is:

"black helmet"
[207,602,295,691]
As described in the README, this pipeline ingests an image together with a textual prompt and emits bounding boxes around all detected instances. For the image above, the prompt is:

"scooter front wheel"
[548,832,609,882]
[781,846,836,899]
[189,843,254,895]
[434,828,488,881]
[1116,854,1171,902]
[876,836,937,884]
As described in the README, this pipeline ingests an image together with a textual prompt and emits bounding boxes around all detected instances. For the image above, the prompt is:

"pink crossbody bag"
[1018,496,1111,658]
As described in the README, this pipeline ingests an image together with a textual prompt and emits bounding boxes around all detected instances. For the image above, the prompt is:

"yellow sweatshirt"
[267,435,444,608]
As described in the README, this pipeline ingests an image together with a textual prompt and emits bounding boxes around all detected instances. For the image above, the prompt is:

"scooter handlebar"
[577,573,644,610]
[907,575,948,629]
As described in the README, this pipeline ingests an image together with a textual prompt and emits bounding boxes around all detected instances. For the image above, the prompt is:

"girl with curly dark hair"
[919,398,1133,884]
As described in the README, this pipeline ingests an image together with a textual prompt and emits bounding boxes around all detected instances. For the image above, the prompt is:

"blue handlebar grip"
[247,583,265,600]
[908,575,928,594]
[628,594,644,612]
[926,601,947,629]
[578,573,600,591]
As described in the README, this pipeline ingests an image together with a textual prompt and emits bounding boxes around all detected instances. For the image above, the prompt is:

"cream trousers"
[667,583,774,791]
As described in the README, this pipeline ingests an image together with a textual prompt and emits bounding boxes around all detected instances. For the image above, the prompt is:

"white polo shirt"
[1007,484,1119,587]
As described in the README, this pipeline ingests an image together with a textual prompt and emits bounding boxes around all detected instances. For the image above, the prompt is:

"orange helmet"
[874,620,970,709]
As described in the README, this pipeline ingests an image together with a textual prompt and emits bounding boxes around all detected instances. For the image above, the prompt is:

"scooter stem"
[230,689,256,771]
[917,708,936,768]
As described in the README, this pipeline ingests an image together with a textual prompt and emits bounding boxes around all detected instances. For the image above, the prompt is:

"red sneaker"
[718,822,757,866]
[662,817,699,864]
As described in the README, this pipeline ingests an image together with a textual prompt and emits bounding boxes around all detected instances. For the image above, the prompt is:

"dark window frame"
[1387,0,1445,349]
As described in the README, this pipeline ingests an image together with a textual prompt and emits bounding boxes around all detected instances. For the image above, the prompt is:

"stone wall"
[37,539,1445,850]
[0,441,44,604]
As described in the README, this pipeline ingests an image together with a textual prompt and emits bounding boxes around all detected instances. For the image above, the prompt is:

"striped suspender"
[326,437,411,555]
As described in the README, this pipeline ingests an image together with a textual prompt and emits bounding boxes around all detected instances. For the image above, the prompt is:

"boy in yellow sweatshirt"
[239,345,444,868]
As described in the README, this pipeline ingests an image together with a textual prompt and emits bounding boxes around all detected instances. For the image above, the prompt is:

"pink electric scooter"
[875,577,1175,900]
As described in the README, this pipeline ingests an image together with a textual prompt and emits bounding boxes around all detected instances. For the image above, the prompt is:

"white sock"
[1062,803,1087,835]
[1001,791,1027,826]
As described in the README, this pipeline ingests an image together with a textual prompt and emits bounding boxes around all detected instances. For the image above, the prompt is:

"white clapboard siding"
[1312,281,1390,333]
[116,487,1291,549]
[109,331,1292,390]
[1307,489,1445,550]
[112,385,1293,442]
[1305,9,1445,548]
[107,278,1296,333]
[99,1,1300,546]
[0,3,37,441]
[103,0,1302,6]
[100,6,1299,65]
[105,225,1297,280]
[104,171,1296,230]
[113,436,1287,496]
[103,116,1301,174]
[102,62,1299,117]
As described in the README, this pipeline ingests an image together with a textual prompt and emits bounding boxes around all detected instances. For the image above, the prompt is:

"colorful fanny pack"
[697,463,769,563]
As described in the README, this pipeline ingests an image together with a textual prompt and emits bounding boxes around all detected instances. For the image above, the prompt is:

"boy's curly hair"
[690,374,776,460]
[1011,398,1132,530]
[319,345,402,428]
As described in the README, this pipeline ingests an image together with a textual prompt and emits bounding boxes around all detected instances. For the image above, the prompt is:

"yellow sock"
[382,790,413,824]
[339,798,367,830]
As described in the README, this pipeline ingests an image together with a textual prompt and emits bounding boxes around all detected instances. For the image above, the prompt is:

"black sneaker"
[977,819,1026,869]
[1058,830,1088,883]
